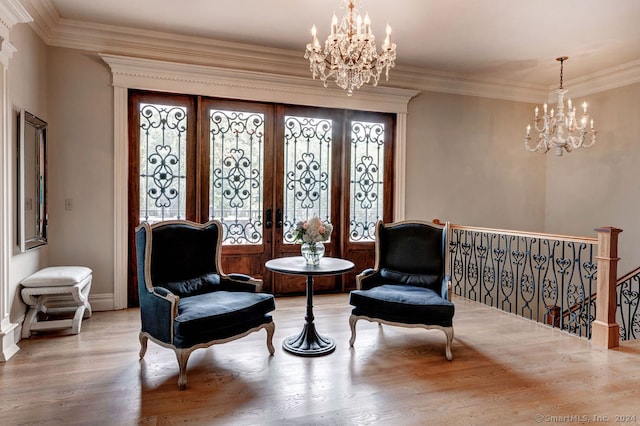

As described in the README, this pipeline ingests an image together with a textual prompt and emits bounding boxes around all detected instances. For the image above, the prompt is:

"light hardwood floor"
[1,294,639,425]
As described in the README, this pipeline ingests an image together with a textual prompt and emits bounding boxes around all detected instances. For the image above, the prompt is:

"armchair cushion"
[163,273,221,298]
[379,268,440,291]
[175,291,275,347]
[350,284,454,327]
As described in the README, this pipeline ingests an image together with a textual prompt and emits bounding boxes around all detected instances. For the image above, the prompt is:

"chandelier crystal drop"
[525,57,597,156]
[304,0,397,96]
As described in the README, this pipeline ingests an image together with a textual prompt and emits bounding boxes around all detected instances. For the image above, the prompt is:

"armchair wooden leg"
[175,348,193,390]
[349,315,358,346]
[265,322,275,355]
[444,327,454,361]
[139,332,148,359]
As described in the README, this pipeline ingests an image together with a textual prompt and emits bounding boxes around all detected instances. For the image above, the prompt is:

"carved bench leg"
[21,306,38,338]
[78,279,92,318]
[70,305,87,334]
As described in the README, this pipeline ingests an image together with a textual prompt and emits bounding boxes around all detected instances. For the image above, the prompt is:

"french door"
[128,90,394,304]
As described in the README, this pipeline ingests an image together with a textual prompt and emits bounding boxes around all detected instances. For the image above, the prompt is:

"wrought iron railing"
[447,224,598,339]
[615,267,640,340]
[547,266,640,341]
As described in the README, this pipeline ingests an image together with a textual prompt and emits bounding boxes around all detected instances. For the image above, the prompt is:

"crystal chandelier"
[304,0,397,96]
[525,57,597,156]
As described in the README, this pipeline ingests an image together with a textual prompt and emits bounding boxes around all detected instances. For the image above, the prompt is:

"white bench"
[21,266,93,338]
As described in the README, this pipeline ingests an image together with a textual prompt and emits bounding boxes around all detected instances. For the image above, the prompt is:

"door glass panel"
[283,115,333,243]
[349,120,385,242]
[209,109,265,245]
[139,103,187,223]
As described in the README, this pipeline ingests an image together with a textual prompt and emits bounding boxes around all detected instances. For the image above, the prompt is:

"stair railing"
[435,219,622,348]
[557,265,640,341]
[616,266,640,340]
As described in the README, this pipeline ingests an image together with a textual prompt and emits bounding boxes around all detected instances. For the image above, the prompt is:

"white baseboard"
[89,293,118,312]
[0,320,21,361]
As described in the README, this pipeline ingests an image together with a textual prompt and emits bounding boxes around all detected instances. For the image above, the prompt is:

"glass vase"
[301,242,325,266]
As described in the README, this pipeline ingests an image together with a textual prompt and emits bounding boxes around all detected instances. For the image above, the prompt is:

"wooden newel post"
[591,226,622,349]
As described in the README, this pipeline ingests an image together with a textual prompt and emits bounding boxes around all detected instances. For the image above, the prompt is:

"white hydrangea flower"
[294,214,333,243]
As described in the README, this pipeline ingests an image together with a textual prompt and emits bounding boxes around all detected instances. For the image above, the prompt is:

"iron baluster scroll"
[349,120,385,242]
[283,116,332,243]
[209,109,264,244]
[616,269,640,341]
[449,226,598,339]
[139,103,187,222]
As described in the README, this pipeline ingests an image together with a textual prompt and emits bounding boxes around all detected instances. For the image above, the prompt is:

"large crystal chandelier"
[525,57,597,156]
[304,0,397,96]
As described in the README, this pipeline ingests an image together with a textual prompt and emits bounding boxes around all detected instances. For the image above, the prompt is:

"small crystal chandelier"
[525,57,597,156]
[304,0,397,96]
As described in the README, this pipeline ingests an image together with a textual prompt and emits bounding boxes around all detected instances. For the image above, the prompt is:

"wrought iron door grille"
[139,103,187,222]
[209,109,264,244]
[349,120,385,242]
[283,115,332,243]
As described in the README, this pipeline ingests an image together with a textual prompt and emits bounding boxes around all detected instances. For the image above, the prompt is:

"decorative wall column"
[0,0,32,361]
[591,226,623,348]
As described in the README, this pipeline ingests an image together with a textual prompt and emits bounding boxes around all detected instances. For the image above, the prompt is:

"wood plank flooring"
[1,294,640,425]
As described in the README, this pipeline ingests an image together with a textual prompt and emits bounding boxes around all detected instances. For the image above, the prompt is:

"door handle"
[265,209,273,229]
[276,208,283,228]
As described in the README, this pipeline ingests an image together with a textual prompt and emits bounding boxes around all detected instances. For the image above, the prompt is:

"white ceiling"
[44,0,640,86]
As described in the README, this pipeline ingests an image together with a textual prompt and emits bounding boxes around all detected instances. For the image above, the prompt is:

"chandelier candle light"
[304,0,397,95]
[525,57,597,156]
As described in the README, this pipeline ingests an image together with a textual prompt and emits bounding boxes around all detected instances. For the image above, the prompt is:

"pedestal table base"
[283,323,335,356]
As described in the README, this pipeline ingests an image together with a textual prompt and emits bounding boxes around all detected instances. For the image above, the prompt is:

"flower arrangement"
[293,214,333,244]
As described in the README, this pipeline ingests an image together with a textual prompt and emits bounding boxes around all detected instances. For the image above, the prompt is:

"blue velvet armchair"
[348,220,455,360]
[135,219,276,389]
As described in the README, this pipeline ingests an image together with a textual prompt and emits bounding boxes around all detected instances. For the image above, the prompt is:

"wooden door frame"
[272,106,346,294]
[127,90,197,306]
[340,111,396,290]
[127,91,398,302]
[199,98,276,291]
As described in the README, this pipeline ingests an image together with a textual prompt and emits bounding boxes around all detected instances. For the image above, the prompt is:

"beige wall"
[46,47,114,298]
[405,91,547,231]
[545,82,640,275]
[6,34,114,322]
[8,23,49,322]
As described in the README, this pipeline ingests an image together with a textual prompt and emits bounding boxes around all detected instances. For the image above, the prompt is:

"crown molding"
[101,54,419,114]
[392,65,549,104]
[22,0,310,74]
[551,59,640,100]
[22,0,640,104]
[0,0,32,40]
[0,38,16,66]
